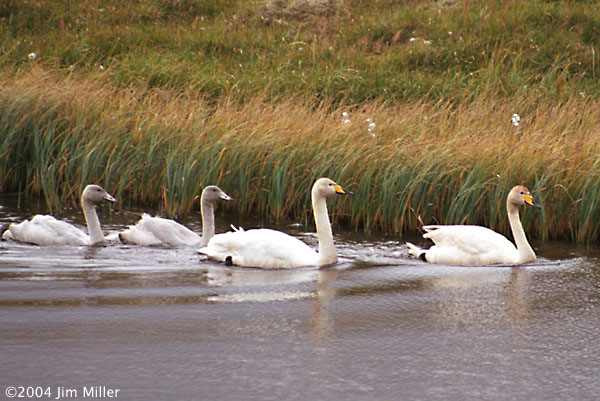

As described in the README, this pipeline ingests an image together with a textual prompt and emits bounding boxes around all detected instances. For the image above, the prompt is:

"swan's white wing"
[119,214,201,246]
[104,232,121,243]
[422,225,519,265]
[199,228,319,269]
[4,215,88,246]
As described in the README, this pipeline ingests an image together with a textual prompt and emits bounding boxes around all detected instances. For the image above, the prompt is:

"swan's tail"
[230,224,245,232]
[406,242,427,261]
[0,222,10,239]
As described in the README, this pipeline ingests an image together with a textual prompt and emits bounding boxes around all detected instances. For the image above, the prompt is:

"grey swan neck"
[82,199,105,245]
[199,198,215,247]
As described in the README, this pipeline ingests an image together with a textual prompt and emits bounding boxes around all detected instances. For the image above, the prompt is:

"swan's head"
[313,178,353,198]
[82,185,117,205]
[508,185,541,209]
[201,185,232,203]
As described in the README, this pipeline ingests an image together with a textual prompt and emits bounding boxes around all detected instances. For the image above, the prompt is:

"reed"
[2,69,600,241]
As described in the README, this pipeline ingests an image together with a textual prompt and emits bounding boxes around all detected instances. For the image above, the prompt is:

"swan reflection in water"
[204,265,320,288]
[204,265,338,338]
[422,266,533,325]
[310,267,337,340]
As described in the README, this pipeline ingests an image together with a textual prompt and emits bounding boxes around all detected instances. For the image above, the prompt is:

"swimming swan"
[116,185,231,247]
[198,178,352,269]
[1,184,116,246]
[406,185,541,265]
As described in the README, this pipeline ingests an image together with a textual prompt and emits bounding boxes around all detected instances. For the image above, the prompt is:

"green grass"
[2,0,600,103]
[2,0,600,242]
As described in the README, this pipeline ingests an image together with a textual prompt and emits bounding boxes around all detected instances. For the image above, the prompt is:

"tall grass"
[2,69,600,241]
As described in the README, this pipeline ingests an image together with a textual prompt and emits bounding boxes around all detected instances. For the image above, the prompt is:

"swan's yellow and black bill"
[524,193,541,209]
[333,184,354,195]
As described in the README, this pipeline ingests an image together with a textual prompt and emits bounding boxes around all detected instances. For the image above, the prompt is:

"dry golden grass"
[2,68,600,241]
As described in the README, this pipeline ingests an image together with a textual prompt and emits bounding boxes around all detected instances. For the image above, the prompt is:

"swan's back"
[4,215,89,246]
[199,229,319,269]
[422,225,519,265]
[119,214,201,246]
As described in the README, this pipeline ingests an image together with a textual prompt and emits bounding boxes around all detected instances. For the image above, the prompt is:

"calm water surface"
[0,197,599,401]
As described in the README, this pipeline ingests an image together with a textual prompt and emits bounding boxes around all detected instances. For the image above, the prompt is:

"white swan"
[406,185,541,265]
[198,178,352,269]
[1,184,116,246]
[116,185,231,247]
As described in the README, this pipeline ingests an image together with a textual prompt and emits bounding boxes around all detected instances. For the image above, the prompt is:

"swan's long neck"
[507,202,536,263]
[199,199,215,247]
[82,199,105,245]
[313,189,337,266]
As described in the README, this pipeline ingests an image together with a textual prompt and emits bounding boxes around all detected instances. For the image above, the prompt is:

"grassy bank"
[1,0,600,242]
[1,0,599,103]
[2,69,600,242]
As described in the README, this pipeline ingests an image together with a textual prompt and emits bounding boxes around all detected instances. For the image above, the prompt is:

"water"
[1,197,599,401]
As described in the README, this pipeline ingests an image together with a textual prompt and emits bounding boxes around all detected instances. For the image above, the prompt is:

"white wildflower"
[368,122,376,129]
[409,38,418,42]
[28,52,37,60]
[343,119,351,125]
[511,113,520,127]
[342,112,348,117]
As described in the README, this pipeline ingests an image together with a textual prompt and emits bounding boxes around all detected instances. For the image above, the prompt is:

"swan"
[116,185,231,247]
[198,177,353,269]
[406,185,541,265]
[1,184,116,246]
